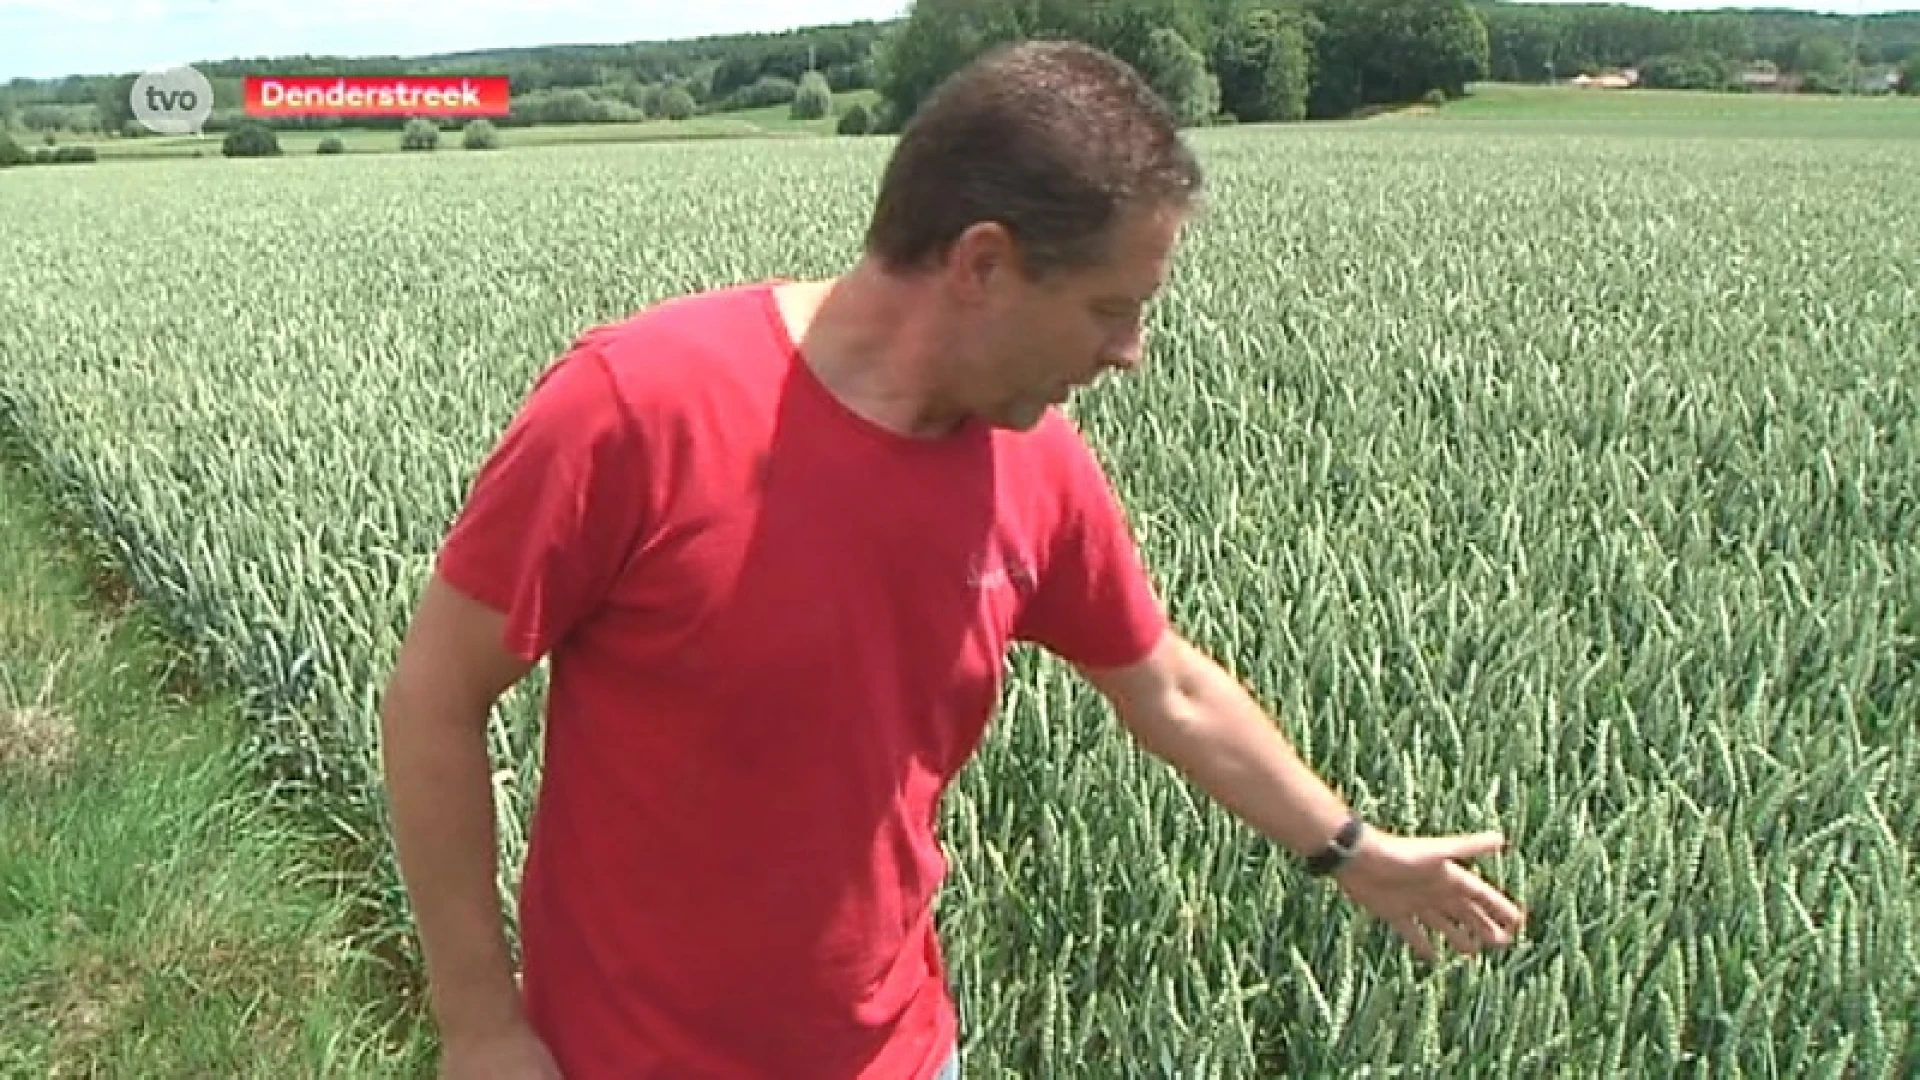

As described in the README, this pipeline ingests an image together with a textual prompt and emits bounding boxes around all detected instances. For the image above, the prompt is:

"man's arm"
[1077,631,1354,858]
[1079,630,1526,961]
[379,572,537,1041]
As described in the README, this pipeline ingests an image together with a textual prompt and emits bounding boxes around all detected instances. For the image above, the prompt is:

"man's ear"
[944,221,1018,306]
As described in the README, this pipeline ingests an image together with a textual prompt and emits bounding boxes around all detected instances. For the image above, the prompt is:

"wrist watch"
[1305,814,1366,877]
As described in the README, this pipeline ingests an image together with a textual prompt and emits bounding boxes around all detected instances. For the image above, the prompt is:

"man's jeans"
[935,1045,961,1079]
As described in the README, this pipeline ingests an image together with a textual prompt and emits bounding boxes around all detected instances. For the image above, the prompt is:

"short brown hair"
[863,39,1203,280]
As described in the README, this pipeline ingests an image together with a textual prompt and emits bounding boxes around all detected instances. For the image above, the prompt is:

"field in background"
[1375,81,1920,139]
[3,95,1917,1075]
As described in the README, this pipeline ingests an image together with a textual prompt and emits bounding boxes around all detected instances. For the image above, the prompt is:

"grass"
[1377,81,1920,139]
[0,444,435,1078]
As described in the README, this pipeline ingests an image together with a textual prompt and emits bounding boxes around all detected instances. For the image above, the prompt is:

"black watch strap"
[1305,815,1365,876]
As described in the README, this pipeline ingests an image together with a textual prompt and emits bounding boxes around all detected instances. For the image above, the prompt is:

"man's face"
[958,202,1187,432]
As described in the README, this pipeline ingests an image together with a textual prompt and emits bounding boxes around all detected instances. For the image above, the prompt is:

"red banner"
[243,75,510,117]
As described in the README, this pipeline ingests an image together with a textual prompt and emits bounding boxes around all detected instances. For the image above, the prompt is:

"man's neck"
[775,262,972,439]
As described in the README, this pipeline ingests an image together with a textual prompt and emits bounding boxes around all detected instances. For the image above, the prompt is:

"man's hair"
[863,39,1204,281]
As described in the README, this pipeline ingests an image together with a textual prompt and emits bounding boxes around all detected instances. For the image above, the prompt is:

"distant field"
[2,89,1916,1075]
[1382,81,1920,139]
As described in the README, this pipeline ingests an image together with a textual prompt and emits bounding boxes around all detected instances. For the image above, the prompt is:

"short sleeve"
[1013,426,1168,670]
[434,343,650,663]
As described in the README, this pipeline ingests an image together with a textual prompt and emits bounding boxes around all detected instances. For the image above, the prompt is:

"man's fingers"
[1447,860,1527,932]
[1425,830,1506,864]
[1448,898,1513,949]
[1390,915,1435,963]
[1430,913,1481,956]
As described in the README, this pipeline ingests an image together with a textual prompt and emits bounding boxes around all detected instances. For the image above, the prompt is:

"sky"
[0,0,1907,83]
[0,0,911,82]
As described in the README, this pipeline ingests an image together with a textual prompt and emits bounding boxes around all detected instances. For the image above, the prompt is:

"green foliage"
[1902,55,1919,94]
[0,140,96,166]
[728,75,799,110]
[1214,4,1316,124]
[505,87,644,126]
[1790,36,1852,94]
[92,73,138,137]
[866,97,901,135]
[1641,51,1736,91]
[1473,2,1920,88]
[873,0,1029,130]
[17,103,82,134]
[790,71,834,120]
[658,87,697,121]
[1308,0,1489,116]
[400,117,440,151]
[836,101,873,135]
[1141,27,1220,127]
[873,0,1490,125]
[220,120,280,158]
[317,136,344,155]
[1088,0,1217,78]
[462,118,500,150]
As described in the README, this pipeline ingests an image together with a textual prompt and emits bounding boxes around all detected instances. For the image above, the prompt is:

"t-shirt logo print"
[967,549,1036,591]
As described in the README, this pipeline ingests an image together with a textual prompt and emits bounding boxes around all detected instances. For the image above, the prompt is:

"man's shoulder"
[572,280,783,371]
[548,280,788,422]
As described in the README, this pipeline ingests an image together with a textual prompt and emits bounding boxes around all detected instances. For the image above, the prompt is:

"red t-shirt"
[434,280,1168,1078]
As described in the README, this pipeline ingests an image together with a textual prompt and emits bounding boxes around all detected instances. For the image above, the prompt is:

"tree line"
[2,1,1915,144]
[1476,2,1920,92]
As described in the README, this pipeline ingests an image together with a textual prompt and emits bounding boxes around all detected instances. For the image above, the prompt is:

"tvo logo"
[131,64,214,135]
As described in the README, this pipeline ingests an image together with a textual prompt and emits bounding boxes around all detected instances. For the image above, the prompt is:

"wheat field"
[3,111,1916,1075]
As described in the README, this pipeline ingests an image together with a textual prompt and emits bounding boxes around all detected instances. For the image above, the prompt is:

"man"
[379,39,1525,1080]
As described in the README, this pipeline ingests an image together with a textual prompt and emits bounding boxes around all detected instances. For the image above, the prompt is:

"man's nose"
[1106,324,1147,371]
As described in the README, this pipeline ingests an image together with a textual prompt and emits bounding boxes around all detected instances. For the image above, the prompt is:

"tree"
[730,76,798,109]
[401,117,440,151]
[20,104,66,133]
[1789,35,1849,93]
[462,118,500,149]
[1140,27,1221,126]
[659,87,696,121]
[1902,54,1919,94]
[0,130,29,168]
[1640,51,1733,90]
[93,73,138,137]
[1308,0,1488,117]
[872,0,1029,130]
[837,101,874,135]
[221,120,280,157]
[1091,0,1217,76]
[1215,4,1316,123]
[791,70,834,120]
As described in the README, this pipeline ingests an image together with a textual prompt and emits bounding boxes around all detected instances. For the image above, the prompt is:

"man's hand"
[1081,633,1528,963]
[439,1021,564,1080]
[1331,828,1525,962]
